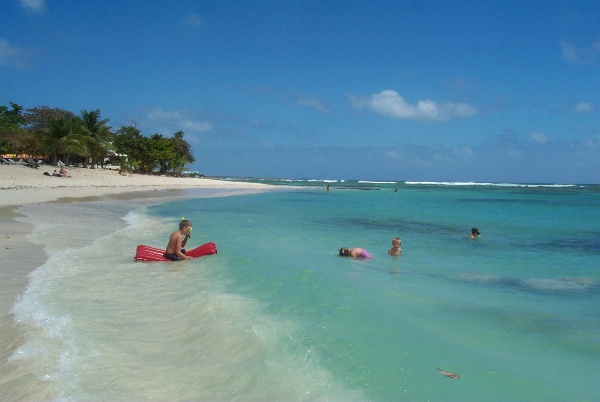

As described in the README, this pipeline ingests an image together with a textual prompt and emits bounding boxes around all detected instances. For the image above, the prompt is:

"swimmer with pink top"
[338,247,372,259]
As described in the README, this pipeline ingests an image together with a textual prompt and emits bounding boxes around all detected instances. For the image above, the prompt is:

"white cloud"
[529,131,549,144]
[147,109,180,121]
[180,120,213,132]
[296,96,331,113]
[0,38,32,69]
[350,90,476,121]
[384,150,403,159]
[146,108,213,133]
[184,13,203,27]
[19,0,46,13]
[454,147,475,157]
[560,38,600,65]
[574,102,594,113]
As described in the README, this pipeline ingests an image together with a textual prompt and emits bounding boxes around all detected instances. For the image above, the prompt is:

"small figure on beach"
[59,166,69,177]
[52,169,60,177]
[469,227,480,239]
[339,247,372,259]
[437,368,460,379]
[164,219,192,261]
[388,237,402,255]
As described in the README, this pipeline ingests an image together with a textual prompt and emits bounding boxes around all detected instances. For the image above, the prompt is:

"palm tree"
[43,116,86,165]
[27,107,77,162]
[80,109,113,167]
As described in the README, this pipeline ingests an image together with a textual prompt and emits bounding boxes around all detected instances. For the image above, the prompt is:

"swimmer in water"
[164,219,192,261]
[338,247,372,259]
[469,227,480,239]
[388,237,402,256]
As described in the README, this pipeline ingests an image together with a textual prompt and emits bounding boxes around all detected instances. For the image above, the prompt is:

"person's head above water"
[471,227,480,236]
[339,247,349,256]
[180,219,192,237]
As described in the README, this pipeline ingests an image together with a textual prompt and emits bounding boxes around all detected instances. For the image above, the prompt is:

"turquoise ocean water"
[4,180,600,400]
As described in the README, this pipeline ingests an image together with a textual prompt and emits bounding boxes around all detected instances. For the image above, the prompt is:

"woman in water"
[339,247,372,259]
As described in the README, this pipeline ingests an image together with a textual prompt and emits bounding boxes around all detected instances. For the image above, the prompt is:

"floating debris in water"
[437,368,460,379]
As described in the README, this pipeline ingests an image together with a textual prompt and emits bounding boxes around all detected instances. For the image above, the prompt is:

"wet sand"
[0,164,272,398]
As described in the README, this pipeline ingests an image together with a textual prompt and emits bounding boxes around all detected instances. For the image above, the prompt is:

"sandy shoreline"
[1,164,271,299]
[0,164,268,208]
[0,164,276,397]
[0,163,268,287]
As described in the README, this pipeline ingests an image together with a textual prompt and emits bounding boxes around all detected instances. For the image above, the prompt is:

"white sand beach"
[0,164,268,208]
[0,163,273,398]
[1,163,270,286]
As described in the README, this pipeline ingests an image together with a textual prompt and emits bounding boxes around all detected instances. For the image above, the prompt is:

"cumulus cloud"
[574,102,594,113]
[350,90,476,121]
[560,38,600,65]
[184,13,203,27]
[146,108,213,133]
[296,96,331,113]
[0,38,33,69]
[19,0,46,13]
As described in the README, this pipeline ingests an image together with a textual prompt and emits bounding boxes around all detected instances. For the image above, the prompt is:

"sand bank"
[0,164,268,208]
[0,164,271,334]
[1,164,276,397]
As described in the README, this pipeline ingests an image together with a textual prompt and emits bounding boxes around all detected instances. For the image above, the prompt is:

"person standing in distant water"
[469,227,480,239]
[164,219,192,260]
[326,184,330,192]
[388,237,402,255]
[339,247,372,259]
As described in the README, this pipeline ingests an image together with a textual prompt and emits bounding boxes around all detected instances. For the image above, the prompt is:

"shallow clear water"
[5,182,600,400]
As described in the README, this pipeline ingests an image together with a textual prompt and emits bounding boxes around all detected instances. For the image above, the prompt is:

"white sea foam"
[6,199,366,400]
[404,181,577,187]
[358,180,398,184]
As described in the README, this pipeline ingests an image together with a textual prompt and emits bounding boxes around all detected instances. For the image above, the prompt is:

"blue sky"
[1,0,599,183]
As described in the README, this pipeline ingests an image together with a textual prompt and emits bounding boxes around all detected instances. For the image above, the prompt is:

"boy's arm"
[181,234,189,248]
[175,235,189,259]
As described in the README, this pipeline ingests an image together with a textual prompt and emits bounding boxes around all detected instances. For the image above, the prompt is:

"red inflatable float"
[134,242,217,262]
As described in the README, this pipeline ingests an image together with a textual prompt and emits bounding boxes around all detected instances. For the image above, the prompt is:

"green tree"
[0,102,24,128]
[24,106,78,161]
[137,135,157,173]
[149,133,175,174]
[80,109,113,167]
[0,102,26,155]
[24,106,76,132]
[44,116,86,165]
[171,130,195,164]
[113,125,144,173]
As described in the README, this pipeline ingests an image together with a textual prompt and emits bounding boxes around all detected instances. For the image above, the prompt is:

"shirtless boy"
[164,220,192,261]
[388,237,402,255]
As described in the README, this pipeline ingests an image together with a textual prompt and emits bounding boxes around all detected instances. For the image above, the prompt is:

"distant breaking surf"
[404,181,577,188]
